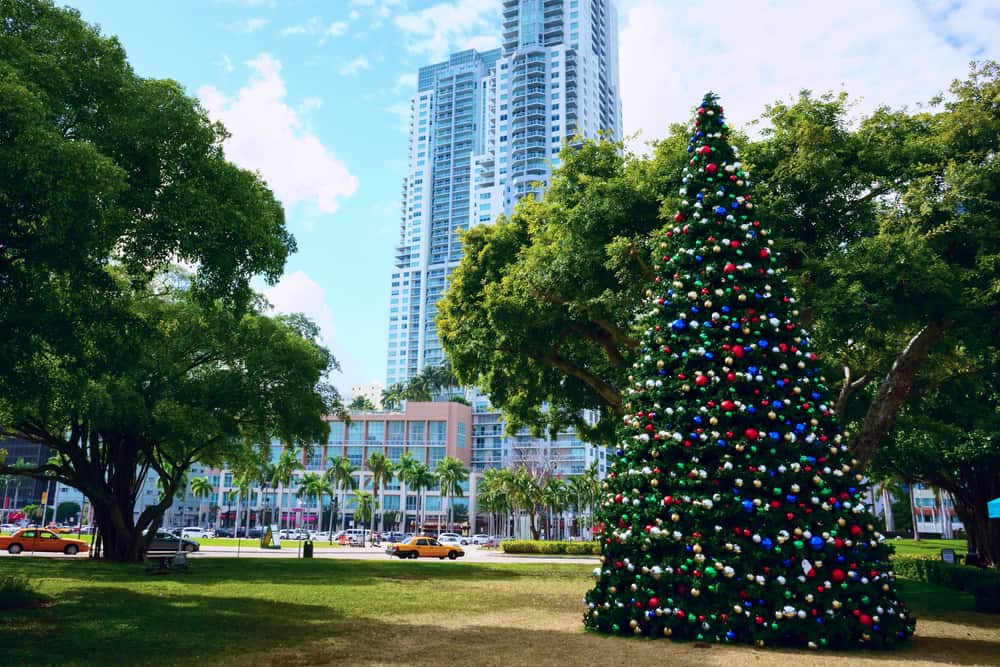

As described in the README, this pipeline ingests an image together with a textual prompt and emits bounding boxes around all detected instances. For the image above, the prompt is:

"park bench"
[144,551,190,574]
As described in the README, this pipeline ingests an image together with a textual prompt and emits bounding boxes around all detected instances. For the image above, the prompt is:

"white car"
[472,533,491,545]
[438,535,463,547]
[179,527,209,539]
[438,532,470,545]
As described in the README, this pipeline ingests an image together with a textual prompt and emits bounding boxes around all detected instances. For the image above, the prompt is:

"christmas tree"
[583,94,915,650]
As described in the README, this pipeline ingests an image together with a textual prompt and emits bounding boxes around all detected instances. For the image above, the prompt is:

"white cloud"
[617,0,1000,152]
[394,0,498,60]
[199,53,359,214]
[339,55,371,77]
[352,0,405,28]
[264,271,337,346]
[392,72,417,93]
[326,20,349,37]
[280,16,321,36]
[227,17,268,33]
[264,271,368,394]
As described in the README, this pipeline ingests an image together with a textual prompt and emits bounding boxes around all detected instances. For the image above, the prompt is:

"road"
[0,542,599,565]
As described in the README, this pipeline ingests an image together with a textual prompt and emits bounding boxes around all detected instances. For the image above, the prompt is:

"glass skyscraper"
[384,0,622,478]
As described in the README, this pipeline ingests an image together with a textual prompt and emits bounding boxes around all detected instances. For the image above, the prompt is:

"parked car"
[1,528,90,555]
[472,534,491,545]
[146,531,200,553]
[437,532,470,545]
[385,536,464,560]
[179,527,209,539]
[214,527,234,538]
[247,527,264,539]
[381,531,407,544]
[0,523,17,534]
[439,535,464,547]
[279,529,310,540]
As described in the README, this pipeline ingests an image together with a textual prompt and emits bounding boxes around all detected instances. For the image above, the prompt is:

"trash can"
[302,540,314,558]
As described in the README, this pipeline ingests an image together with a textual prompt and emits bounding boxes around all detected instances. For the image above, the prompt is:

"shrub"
[892,555,1000,614]
[0,574,42,610]
[502,540,600,555]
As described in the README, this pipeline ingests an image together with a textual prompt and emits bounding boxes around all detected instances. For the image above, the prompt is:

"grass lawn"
[2,558,998,666]
[889,538,967,559]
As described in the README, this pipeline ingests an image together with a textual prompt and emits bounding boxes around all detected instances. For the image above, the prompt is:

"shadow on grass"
[1,586,350,666]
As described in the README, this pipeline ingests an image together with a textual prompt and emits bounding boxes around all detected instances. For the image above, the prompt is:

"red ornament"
[744,428,759,441]
[674,212,684,222]
[859,614,873,627]
[723,263,737,274]
[731,345,744,358]
[720,400,735,411]
[698,145,710,155]
[705,163,718,174]
[850,525,863,537]
[832,569,846,583]
[649,597,659,609]
[695,375,708,386]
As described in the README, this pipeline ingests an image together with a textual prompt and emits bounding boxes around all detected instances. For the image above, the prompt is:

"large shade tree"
[437,62,1000,468]
[0,2,342,561]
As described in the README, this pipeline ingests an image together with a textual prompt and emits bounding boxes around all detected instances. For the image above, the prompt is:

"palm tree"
[404,462,435,533]
[271,447,303,530]
[348,395,376,412]
[367,452,394,543]
[542,477,569,540]
[296,472,331,532]
[396,451,420,531]
[510,469,544,540]
[325,455,358,533]
[380,383,407,411]
[569,462,601,539]
[189,477,215,528]
[477,468,510,536]
[256,461,277,528]
[353,490,374,530]
[434,456,468,533]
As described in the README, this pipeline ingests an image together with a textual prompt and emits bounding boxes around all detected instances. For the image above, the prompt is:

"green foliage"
[585,94,913,649]
[347,396,376,412]
[55,501,80,522]
[502,540,600,555]
[438,63,1000,463]
[0,574,41,610]
[20,503,40,520]
[892,556,1000,614]
[0,1,337,561]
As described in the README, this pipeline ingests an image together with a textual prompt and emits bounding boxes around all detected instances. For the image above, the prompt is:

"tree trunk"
[909,485,921,542]
[850,321,948,466]
[881,486,895,532]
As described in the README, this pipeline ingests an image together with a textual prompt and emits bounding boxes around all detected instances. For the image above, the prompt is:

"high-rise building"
[384,0,622,484]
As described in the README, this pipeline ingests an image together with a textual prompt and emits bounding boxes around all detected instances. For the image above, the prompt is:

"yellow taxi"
[0,528,90,555]
[385,535,464,560]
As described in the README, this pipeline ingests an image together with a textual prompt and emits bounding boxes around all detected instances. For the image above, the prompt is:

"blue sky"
[63,0,999,398]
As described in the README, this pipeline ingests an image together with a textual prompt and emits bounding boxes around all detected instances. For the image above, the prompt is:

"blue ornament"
[809,536,824,551]
[715,206,727,215]
[721,305,730,313]
[758,340,769,348]
[696,192,704,200]
[726,631,736,640]
[671,319,687,331]
[742,500,754,513]
[731,201,739,209]
[761,538,773,549]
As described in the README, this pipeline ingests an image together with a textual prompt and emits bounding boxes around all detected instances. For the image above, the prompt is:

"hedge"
[892,555,1000,614]
[501,540,601,555]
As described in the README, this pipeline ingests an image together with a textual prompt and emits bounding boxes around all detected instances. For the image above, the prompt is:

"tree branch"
[850,319,949,467]
[834,366,874,420]
[628,241,656,282]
